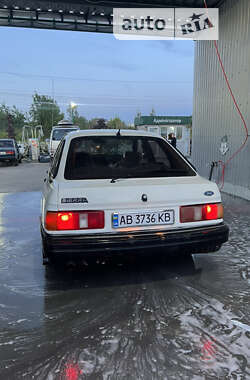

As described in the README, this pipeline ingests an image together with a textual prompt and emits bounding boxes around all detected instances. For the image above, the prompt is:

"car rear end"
[0,139,17,164]
[41,130,229,262]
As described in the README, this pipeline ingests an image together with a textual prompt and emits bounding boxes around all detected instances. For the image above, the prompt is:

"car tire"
[42,242,51,265]
[208,244,222,253]
[14,160,18,166]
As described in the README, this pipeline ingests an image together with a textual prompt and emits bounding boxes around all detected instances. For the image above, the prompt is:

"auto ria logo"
[113,8,218,40]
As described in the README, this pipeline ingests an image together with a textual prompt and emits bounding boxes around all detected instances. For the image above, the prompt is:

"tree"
[66,105,88,129]
[0,105,9,138]
[106,117,127,129]
[76,116,88,129]
[87,118,99,129]
[67,103,78,123]
[29,93,64,138]
[0,104,26,140]
[93,118,107,129]
[7,114,15,139]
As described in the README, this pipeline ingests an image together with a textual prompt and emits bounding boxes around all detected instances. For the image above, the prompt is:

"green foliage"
[66,105,88,129]
[77,116,89,129]
[106,117,127,129]
[29,93,64,138]
[0,106,7,138]
[0,94,131,139]
[94,118,107,129]
[66,104,78,123]
[87,118,99,129]
[0,104,26,139]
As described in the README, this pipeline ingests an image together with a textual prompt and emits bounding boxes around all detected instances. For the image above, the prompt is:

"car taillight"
[57,212,78,230]
[79,211,105,229]
[45,211,105,231]
[45,212,58,230]
[180,203,223,223]
[6,151,14,154]
[203,204,223,220]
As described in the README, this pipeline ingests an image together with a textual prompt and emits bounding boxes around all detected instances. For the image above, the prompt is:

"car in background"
[41,129,229,265]
[0,139,21,166]
[49,120,80,159]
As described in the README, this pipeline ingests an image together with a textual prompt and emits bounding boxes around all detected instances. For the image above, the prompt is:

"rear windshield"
[52,128,78,141]
[64,136,196,180]
[0,140,14,148]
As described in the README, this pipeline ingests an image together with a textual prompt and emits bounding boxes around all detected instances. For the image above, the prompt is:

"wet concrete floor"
[0,192,249,379]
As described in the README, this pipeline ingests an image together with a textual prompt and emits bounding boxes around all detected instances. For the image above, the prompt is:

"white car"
[40,129,229,264]
[49,120,80,159]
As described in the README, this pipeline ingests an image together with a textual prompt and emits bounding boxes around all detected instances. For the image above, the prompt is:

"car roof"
[0,138,14,141]
[64,129,163,142]
[52,126,79,130]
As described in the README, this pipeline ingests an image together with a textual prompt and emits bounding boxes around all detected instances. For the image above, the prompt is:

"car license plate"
[112,210,174,228]
[0,152,6,155]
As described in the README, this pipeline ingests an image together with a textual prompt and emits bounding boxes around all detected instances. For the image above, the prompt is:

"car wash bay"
[1,0,250,378]
[0,190,249,379]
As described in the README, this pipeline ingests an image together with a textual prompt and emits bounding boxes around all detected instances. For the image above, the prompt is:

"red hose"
[203,0,248,190]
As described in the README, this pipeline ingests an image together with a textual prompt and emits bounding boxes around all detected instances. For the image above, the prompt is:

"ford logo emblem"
[204,191,214,196]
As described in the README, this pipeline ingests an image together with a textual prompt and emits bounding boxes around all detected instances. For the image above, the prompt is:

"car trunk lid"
[57,176,221,210]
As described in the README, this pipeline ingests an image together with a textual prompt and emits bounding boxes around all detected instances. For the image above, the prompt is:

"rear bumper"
[41,222,229,257]
[0,155,16,161]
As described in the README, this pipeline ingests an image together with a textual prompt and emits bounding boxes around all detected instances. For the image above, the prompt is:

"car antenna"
[116,129,121,137]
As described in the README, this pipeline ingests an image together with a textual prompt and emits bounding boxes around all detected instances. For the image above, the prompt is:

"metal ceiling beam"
[0,0,227,33]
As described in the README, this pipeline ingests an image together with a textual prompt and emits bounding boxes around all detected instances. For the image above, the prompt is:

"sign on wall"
[113,8,219,40]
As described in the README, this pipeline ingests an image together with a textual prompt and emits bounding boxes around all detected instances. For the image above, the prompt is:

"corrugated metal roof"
[0,0,226,32]
[48,0,225,7]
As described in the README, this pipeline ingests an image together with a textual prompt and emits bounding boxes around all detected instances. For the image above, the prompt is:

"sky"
[0,27,194,124]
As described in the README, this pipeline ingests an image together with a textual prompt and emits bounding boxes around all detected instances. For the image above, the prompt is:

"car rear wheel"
[207,244,222,253]
[42,241,51,265]
[14,159,18,166]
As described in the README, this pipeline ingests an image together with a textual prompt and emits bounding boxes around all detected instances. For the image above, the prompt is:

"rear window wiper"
[110,174,133,183]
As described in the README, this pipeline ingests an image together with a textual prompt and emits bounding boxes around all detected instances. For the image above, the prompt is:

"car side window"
[51,139,65,178]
